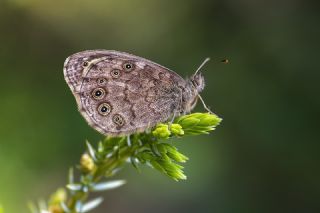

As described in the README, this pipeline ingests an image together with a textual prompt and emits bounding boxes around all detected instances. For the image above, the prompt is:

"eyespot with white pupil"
[111,69,121,78]
[97,78,107,86]
[92,88,106,100]
[98,103,112,116]
[113,114,125,126]
[123,62,134,72]
[82,61,89,67]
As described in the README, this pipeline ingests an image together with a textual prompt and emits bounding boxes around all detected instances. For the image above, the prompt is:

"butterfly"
[63,50,211,136]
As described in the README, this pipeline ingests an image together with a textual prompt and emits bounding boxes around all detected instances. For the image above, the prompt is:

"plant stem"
[67,144,137,212]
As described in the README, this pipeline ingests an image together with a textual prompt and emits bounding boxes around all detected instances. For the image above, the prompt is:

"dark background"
[0,0,319,212]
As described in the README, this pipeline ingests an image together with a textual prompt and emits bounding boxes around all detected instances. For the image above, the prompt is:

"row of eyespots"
[97,102,125,127]
[82,60,135,72]
[97,63,134,86]
[91,87,125,127]
[110,62,135,78]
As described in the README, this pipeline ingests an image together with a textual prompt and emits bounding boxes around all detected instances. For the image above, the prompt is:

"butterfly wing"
[63,50,186,136]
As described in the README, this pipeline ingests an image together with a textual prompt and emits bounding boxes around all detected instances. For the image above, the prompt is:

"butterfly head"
[191,72,205,93]
[183,58,210,113]
[189,57,209,94]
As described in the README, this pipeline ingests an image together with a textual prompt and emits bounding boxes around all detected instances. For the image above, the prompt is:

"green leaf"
[156,143,167,154]
[60,202,70,213]
[150,143,161,157]
[68,167,74,184]
[81,197,104,213]
[162,144,188,162]
[149,160,166,174]
[91,180,126,192]
[86,141,98,162]
[176,113,222,135]
[27,202,38,213]
[66,183,82,191]
[130,157,140,172]
[75,200,82,213]
[37,199,47,212]
[157,160,186,181]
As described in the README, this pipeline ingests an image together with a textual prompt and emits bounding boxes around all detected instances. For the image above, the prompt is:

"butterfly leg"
[198,94,214,114]
[170,111,177,123]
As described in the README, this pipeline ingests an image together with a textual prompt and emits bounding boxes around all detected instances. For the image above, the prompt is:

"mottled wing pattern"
[63,50,186,136]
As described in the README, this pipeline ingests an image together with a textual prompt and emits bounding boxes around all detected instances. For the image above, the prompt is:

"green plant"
[30,113,221,213]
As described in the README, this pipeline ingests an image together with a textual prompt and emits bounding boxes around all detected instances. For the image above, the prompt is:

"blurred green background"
[0,0,319,212]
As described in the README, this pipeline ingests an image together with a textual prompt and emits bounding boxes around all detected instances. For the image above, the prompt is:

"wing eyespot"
[97,102,112,116]
[97,78,107,86]
[111,69,121,78]
[123,62,135,72]
[113,114,125,126]
[92,88,106,100]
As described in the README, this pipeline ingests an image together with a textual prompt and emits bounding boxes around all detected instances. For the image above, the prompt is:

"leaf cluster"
[29,113,221,213]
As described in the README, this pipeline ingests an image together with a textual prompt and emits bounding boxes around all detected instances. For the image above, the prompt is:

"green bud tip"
[80,153,95,173]
[152,124,171,139]
[170,123,184,136]
[49,188,67,205]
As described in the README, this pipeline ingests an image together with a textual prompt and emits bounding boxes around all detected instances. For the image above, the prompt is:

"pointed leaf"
[98,141,104,152]
[75,200,82,212]
[60,202,70,213]
[66,183,82,191]
[92,180,126,192]
[130,157,140,172]
[27,202,38,213]
[86,141,97,162]
[38,199,47,211]
[68,167,74,184]
[81,197,104,213]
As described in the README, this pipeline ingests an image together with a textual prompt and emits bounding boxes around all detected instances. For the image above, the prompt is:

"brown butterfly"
[63,50,210,136]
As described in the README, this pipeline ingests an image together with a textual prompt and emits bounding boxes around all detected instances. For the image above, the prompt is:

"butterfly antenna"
[194,57,210,76]
[194,57,228,114]
[198,94,214,114]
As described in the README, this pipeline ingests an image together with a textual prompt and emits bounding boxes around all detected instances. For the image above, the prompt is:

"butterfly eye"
[97,103,112,116]
[92,88,106,100]
[113,114,125,126]
[97,78,107,86]
[111,69,121,78]
[123,62,135,71]
[82,61,89,67]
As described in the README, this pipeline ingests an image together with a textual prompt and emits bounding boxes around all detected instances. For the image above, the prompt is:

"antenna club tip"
[221,59,229,64]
